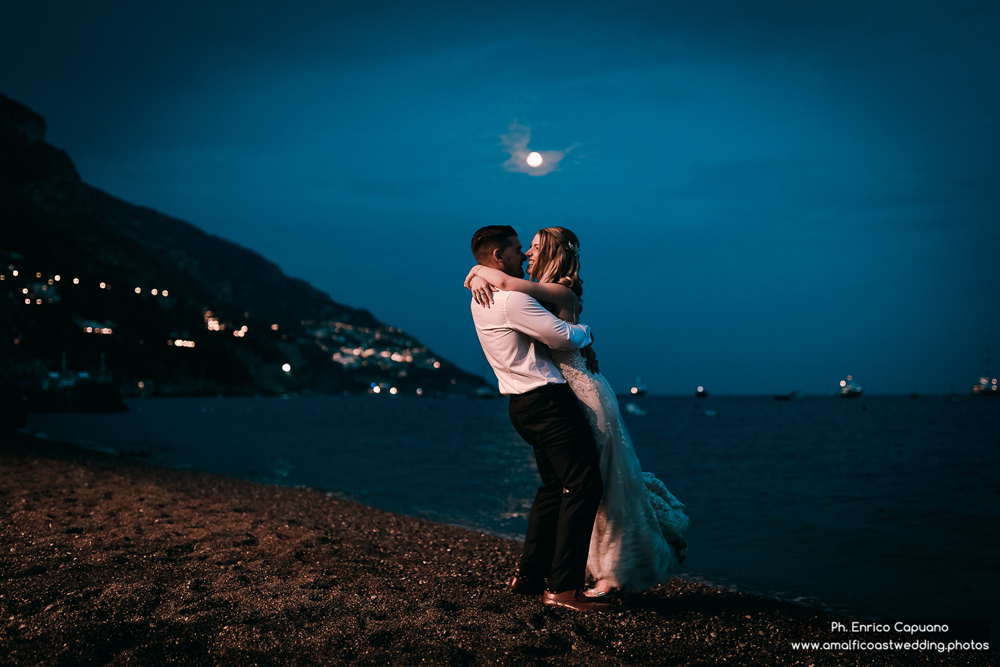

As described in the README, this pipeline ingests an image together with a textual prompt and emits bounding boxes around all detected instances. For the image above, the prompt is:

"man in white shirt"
[469,226,608,612]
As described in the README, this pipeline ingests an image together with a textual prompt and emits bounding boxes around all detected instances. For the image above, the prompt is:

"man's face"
[497,236,526,278]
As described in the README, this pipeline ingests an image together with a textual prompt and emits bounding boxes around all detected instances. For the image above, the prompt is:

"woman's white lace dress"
[549,348,690,590]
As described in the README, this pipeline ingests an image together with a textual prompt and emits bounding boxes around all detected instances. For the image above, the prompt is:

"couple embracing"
[467,226,690,612]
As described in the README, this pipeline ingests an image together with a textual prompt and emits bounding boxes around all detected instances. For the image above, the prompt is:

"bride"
[465,227,690,595]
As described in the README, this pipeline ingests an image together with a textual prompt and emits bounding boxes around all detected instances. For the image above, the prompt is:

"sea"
[24,393,1000,628]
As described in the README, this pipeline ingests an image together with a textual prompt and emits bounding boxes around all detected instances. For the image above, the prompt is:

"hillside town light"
[282,364,291,373]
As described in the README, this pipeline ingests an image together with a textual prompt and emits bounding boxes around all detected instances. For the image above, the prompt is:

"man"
[469,225,609,612]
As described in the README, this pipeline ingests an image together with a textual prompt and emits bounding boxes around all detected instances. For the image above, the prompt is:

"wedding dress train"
[549,349,690,590]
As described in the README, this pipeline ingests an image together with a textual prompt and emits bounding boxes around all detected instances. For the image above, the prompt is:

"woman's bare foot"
[583,579,617,598]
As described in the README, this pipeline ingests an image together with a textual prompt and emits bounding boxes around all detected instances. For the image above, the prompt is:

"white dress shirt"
[471,290,593,395]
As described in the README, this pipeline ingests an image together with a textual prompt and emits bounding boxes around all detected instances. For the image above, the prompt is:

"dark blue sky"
[4,1,998,394]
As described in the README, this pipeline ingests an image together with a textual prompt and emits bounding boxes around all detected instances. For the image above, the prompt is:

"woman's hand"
[469,275,496,307]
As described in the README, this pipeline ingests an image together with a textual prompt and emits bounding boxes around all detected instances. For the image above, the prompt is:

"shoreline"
[1,430,993,665]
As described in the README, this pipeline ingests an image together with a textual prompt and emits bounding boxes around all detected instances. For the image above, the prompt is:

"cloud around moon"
[500,122,573,176]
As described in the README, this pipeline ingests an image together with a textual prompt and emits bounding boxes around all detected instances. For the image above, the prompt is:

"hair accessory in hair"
[566,241,581,259]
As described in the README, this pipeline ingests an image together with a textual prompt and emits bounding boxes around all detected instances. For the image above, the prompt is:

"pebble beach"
[1,430,993,666]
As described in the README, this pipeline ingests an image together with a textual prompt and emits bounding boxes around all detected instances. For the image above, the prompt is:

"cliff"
[0,93,487,399]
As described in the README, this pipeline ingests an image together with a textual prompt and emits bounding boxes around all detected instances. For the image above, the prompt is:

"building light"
[100,282,106,289]
[271,324,279,330]
[433,361,441,369]
[36,299,41,305]
[282,363,291,372]
[54,275,60,281]
[22,288,27,294]
[35,272,41,278]
[389,387,398,395]
[11,270,17,276]
[73,278,79,284]
[151,289,158,295]
[24,299,30,305]
[372,386,381,394]
[172,339,195,348]
[161,290,168,297]
[135,287,141,294]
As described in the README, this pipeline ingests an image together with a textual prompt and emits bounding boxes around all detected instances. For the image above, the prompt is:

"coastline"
[1,430,992,666]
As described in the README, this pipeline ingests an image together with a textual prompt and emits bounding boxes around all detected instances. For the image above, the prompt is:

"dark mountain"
[0,93,487,399]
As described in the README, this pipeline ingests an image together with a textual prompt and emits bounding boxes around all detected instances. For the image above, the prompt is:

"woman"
[465,227,690,596]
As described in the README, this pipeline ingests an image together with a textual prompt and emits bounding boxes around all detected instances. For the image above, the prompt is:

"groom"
[469,225,608,612]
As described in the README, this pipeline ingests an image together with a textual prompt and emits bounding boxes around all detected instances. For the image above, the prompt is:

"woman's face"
[525,233,542,278]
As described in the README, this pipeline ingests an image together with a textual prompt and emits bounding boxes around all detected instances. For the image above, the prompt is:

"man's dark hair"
[471,225,518,264]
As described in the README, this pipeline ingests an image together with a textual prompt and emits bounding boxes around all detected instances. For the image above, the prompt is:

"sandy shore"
[1,429,993,666]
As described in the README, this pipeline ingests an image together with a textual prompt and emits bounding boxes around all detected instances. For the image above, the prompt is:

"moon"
[526,151,543,168]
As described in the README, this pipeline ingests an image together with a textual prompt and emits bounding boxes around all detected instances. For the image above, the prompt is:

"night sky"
[3,1,998,395]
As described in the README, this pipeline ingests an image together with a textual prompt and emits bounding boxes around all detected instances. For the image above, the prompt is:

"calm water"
[25,394,999,626]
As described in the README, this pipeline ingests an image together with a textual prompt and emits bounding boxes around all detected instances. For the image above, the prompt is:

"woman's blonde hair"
[531,227,583,302]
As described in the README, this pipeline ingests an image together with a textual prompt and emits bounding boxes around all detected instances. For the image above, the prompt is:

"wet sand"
[1,430,993,666]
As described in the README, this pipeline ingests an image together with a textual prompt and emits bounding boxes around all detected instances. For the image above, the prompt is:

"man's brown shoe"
[542,590,613,612]
[507,575,546,595]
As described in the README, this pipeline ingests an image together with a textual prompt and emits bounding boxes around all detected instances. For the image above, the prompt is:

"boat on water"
[839,375,863,398]
[774,390,805,401]
[972,377,998,396]
[971,323,997,395]
[630,377,648,396]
